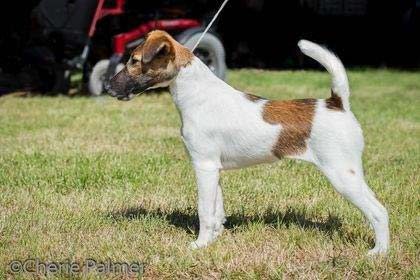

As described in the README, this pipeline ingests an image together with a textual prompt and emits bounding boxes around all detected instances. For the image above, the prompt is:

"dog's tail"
[298,39,350,111]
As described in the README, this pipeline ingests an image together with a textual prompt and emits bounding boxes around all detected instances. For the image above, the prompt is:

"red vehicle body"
[84,0,219,95]
[88,0,200,55]
[11,0,226,95]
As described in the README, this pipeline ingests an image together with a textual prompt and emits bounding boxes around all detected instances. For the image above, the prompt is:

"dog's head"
[107,30,193,101]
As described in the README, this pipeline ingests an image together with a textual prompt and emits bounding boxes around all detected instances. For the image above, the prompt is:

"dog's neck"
[169,57,231,115]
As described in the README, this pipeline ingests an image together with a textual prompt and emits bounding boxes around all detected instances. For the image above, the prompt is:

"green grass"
[0,69,419,279]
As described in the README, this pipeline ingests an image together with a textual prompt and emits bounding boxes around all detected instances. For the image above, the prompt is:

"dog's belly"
[220,152,278,169]
[217,131,279,170]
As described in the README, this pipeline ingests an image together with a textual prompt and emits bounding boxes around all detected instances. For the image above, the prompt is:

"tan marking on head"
[109,30,194,98]
[133,30,193,68]
[244,93,265,102]
[326,91,344,111]
[127,31,176,77]
[262,99,317,157]
[108,30,194,99]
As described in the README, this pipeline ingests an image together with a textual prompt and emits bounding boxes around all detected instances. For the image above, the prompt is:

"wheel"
[181,32,226,80]
[88,59,124,96]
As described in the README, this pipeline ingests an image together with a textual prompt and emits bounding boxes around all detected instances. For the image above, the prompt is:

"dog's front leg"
[213,185,226,238]
[190,167,220,249]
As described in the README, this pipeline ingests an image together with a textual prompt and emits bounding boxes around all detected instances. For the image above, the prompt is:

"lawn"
[0,69,419,279]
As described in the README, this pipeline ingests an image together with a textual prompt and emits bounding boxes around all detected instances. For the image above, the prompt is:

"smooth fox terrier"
[107,30,389,255]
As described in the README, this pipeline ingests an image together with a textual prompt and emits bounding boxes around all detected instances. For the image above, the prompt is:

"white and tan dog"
[107,30,389,255]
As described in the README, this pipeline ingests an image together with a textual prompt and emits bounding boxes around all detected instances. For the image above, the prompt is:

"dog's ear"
[142,37,171,64]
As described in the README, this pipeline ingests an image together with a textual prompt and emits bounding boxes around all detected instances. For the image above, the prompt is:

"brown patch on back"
[349,169,355,175]
[262,99,317,158]
[244,93,265,102]
[326,91,344,111]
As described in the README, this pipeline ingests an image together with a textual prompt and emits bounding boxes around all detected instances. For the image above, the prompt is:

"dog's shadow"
[110,206,351,240]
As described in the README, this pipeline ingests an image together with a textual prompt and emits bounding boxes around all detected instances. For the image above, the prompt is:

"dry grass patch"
[0,69,419,279]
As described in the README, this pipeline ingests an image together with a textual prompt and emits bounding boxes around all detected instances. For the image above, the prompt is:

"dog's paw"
[213,224,224,238]
[189,240,208,250]
[367,246,388,257]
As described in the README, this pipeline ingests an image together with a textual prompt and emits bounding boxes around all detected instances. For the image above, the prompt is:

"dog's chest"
[180,98,280,169]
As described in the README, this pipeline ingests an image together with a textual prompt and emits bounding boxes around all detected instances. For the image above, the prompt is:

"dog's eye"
[131,57,141,64]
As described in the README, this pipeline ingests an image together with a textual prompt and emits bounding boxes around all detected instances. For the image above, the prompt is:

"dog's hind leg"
[317,162,390,255]
[298,39,389,255]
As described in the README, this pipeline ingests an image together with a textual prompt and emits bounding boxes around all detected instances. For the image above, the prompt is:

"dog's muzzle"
[104,82,129,100]
[105,85,131,101]
[106,68,149,101]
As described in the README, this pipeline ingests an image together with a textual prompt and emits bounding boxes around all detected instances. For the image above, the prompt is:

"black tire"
[178,31,226,80]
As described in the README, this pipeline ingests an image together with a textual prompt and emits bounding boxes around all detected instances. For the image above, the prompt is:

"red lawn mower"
[28,0,226,95]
